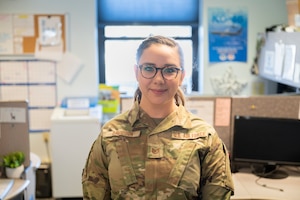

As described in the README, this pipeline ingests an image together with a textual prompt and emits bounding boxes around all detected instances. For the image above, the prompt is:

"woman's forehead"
[139,44,180,63]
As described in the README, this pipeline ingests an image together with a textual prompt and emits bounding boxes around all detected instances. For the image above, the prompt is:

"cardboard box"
[286,0,300,26]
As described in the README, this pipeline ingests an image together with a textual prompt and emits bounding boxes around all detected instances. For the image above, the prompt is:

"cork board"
[0,101,30,167]
[0,13,66,55]
[286,0,300,26]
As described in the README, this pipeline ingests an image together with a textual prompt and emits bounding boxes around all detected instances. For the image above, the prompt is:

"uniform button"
[152,148,159,154]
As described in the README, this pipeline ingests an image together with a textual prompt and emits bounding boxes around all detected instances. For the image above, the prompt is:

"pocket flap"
[103,130,141,138]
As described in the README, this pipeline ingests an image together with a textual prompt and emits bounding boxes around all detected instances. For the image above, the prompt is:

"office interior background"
[1,0,300,199]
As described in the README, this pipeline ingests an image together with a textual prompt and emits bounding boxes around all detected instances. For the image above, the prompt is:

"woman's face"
[135,44,185,108]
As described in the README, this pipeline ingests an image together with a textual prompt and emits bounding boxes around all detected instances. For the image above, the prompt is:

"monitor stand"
[252,164,288,179]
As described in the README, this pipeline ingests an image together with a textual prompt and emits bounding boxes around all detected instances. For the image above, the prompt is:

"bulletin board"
[0,13,66,55]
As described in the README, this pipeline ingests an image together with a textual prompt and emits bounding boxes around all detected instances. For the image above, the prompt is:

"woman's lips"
[150,89,167,95]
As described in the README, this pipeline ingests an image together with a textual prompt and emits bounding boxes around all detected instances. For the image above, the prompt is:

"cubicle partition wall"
[185,95,300,155]
[0,100,40,200]
[0,100,30,170]
[123,95,300,154]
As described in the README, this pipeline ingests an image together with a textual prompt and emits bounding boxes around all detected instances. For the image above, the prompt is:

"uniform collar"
[127,101,192,131]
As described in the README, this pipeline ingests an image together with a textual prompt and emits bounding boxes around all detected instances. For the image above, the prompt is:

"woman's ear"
[179,69,186,85]
[134,64,139,80]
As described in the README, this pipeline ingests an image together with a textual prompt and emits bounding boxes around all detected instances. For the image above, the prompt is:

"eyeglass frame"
[138,64,183,80]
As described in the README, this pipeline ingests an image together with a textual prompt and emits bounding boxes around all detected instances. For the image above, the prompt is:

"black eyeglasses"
[138,64,182,80]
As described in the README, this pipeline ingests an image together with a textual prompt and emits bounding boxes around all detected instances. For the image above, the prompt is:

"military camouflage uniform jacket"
[82,101,234,199]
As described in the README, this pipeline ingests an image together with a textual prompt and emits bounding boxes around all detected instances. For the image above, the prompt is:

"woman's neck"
[139,100,177,118]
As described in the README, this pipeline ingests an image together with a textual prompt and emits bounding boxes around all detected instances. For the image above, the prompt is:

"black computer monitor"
[232,115,300,178]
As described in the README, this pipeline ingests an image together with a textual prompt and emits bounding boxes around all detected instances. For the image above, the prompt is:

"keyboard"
[0,179,14,200]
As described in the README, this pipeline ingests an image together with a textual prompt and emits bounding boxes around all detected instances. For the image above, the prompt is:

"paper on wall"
[38,16,62,46]
[56,51,84,83]
[0,14,13,54]
[214,98,231,126]
[263,50,275,75]
[282,44,296,81]
[185,100,214,125]
[34,38,63,61]
[0,107,26,123]
[274,41,285,77]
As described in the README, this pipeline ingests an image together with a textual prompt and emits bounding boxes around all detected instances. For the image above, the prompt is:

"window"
[98,0,199,96]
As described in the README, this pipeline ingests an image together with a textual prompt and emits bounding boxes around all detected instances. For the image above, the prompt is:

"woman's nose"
[153,69,165,81]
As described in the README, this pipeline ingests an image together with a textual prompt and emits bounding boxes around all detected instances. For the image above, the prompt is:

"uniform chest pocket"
[167,141,201,196]
[103,130,141,187]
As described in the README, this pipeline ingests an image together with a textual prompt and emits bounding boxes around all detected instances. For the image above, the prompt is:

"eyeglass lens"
[140,64,181,80]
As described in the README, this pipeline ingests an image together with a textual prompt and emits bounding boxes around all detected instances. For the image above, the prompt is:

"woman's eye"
[164,68,176,74]
[144,66,155,72]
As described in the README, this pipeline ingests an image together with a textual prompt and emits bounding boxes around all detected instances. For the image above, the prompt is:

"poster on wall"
[208,7,248,63]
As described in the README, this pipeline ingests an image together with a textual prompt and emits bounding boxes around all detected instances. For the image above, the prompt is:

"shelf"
[258,32,300,89]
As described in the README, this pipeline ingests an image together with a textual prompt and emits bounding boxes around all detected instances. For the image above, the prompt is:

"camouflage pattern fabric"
[82,101,234,199]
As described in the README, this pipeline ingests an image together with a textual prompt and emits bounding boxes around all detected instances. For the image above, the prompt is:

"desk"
[5,179,30,200]
[0,179,13,199]
[0,179,30,200]
[0,152,40,200]
[231,167,300,200]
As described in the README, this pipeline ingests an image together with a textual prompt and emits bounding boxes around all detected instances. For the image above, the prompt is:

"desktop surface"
[231,166,300,200]
[0,179,14,199]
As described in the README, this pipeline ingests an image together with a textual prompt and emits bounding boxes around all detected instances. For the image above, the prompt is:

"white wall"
[200,0,288,95]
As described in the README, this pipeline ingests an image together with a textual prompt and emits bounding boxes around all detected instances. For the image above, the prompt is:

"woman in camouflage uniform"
[82,35,234,199]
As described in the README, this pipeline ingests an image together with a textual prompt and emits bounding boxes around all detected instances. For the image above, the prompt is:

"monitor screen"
[232,116,300,167]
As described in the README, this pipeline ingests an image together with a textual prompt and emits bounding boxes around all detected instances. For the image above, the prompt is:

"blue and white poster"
[208,7,248,63]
